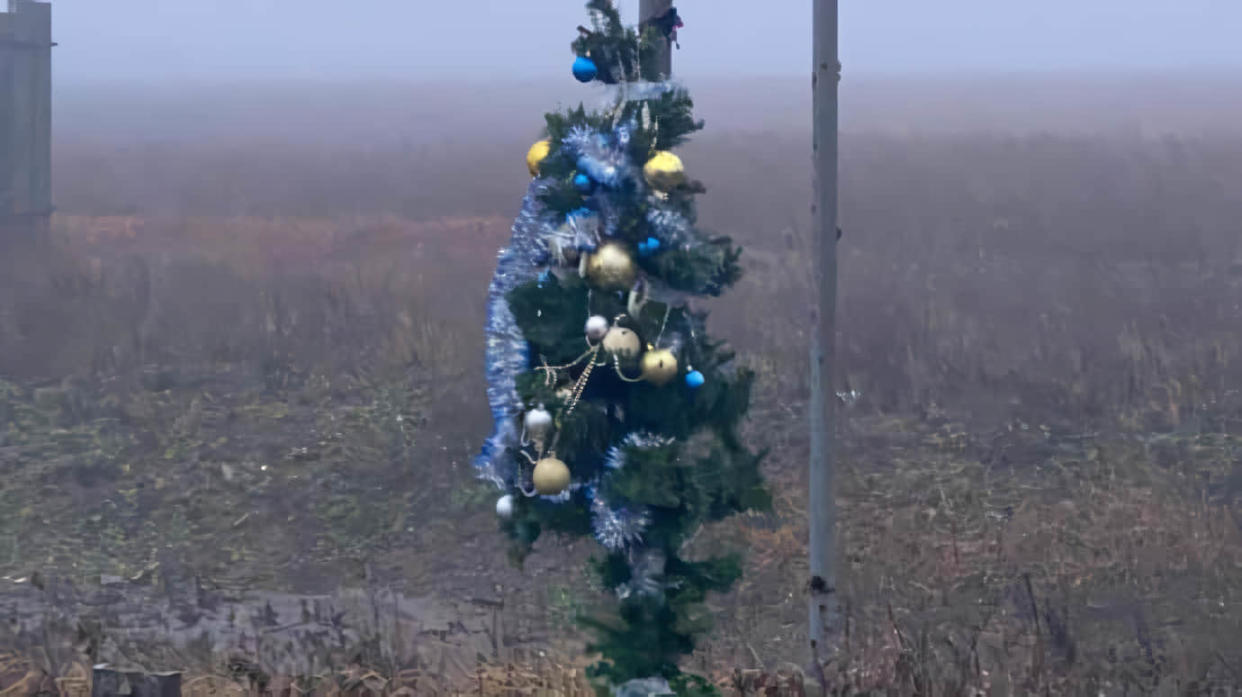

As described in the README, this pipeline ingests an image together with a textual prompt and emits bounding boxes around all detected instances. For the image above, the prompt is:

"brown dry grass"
[2,129,1242,695]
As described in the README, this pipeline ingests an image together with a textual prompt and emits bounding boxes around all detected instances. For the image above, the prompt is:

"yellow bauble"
[586,243,637,290]
[640,348,679,386]
[532,457,571,495]
[526,139,552,177]
[643,151,686,191]
[602,327,642,358]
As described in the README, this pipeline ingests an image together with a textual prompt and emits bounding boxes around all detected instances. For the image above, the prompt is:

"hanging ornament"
[526,139,551,177]
[572,55,599,83]
[573,172,595,194]
[636,236,662,258]
[643,151,686,192]
[496,494,515,520]
[585,315,610,342]
[602,327,641,358]
[685,368,706,389]
[523,406,554,443]
[586,243,637,290]
[640,348,679,386]
[626,277,650,318]
[532,457,572,495]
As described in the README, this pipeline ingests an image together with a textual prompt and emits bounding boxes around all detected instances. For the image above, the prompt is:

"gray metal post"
[809,0,841,666]
[639,0,673,79]
[0,0,53,248]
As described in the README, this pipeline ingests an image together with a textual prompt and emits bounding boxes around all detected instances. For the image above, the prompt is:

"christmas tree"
[476,3,768,694]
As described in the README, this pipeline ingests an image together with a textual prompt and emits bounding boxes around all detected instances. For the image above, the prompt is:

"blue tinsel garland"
[476,180,556,488]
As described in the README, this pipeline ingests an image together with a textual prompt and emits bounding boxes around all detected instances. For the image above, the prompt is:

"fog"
[55,74,1242,149]
[51,0,1242,83]
[5,0,1242,693]
[45,0,1242,146]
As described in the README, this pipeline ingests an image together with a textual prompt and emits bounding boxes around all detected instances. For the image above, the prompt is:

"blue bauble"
[637,236,661,257]
[685,370,706,389]
[572,56,599,83]
[573,173,594,193]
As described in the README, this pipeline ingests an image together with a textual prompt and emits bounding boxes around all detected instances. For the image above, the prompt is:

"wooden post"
[809,0,841,668]
[639,0,673,80]
[0,0,53,249]
[91,666,182,697]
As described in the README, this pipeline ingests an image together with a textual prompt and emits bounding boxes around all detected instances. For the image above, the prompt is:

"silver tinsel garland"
[644,205,693,248]
[590,492,650,551]
[613,678,675,697]
[604,430,677,470]
[616,548,666,601]
[610,80,679,103]
[564,124,635,190]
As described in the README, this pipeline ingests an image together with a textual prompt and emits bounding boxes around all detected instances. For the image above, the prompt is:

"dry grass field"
[1,78,1241,694]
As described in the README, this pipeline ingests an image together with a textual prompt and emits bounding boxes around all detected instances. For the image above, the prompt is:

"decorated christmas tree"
[476,3,768,694]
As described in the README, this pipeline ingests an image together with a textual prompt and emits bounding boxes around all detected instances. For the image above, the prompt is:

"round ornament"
[643,151,686,191]
[685,369,706,389]
[572,56,599,83]
[585,315,610,342]
[586,243,637,290]
[526,140,551,177]
[524,407,553,441]
[602,327,641,358]
[496,494,515,519]
[640,348,679,386]
[532,457,572,495]
[637,236,662,257]
[573,172,594,193]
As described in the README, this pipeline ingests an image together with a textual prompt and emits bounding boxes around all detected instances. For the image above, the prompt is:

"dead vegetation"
[0,126,1240,695]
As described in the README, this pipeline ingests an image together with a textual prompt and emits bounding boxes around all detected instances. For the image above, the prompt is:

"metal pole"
[809,0,840,667]
[0,0,53,251]
[639,0,673,79]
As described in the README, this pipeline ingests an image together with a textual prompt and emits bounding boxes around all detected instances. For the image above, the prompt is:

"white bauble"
[585,315,610,341]
[496,494,515,519]
[524,407,554,440]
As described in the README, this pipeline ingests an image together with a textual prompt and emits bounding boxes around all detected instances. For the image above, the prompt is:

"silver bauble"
[524,407,554,441]
[585,315,610,342]
[495,494,515,519]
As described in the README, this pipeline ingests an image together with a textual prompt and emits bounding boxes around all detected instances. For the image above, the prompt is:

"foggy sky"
[47,0,1242,84]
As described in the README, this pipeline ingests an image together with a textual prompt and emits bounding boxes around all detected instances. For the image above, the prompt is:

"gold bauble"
[640,348,679,386]
[602,327,641,358]
[526,139,552,177]
[586,243,637,290]
[643,151,686,192]
[532,457,571,495]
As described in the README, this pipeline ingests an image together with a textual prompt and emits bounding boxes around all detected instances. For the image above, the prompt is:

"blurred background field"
[1,75,1242,694]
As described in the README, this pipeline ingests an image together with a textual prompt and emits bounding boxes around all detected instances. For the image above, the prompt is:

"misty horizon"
[53,72,1242,148]
[42,0,1242,84]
